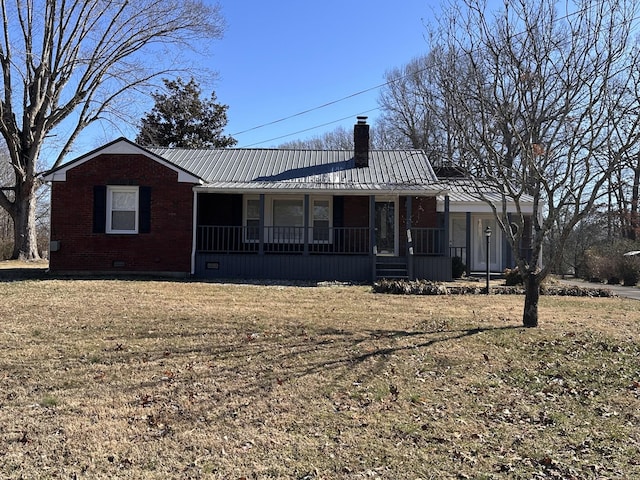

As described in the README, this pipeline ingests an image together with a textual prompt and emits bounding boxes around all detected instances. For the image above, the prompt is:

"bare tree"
[0,0,225,259]
[378,49,476,167]
[433,0,640,326]
[278,124,389,150]
[0,151,12,258]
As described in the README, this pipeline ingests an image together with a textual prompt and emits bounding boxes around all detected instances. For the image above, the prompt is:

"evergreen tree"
[137,78,236,148]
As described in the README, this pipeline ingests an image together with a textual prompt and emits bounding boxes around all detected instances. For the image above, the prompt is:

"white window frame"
[310,196,333,244]
[106,186,139,234]
[243,195,261,243]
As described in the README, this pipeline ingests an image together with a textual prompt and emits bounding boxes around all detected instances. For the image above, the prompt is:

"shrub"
[583,240,640,285]
[451,256,466,278]
[619,255,640,286]
[504,267,523,286]
[372,279,615,297]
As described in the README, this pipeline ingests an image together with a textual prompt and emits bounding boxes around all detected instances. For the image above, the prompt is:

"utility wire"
[231,87,384,137]
[235,1,636,147]
[240,108,380,148]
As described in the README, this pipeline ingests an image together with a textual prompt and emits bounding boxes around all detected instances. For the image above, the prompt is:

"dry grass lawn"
[0,266,639,479]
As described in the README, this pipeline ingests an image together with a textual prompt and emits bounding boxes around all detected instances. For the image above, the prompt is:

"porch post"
[406,196,414,280]
[258,194,265,255]
[369,195,376,282]
[506,213,512,268]
[465,212,471,276]
[303,194,310,255]
[444,195,450,256]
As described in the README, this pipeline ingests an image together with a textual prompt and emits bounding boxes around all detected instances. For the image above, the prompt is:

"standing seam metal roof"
[149,147,441,192]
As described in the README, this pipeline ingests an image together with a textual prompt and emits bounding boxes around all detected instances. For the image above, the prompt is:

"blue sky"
[211,1,436,147]
[62,1,437,158]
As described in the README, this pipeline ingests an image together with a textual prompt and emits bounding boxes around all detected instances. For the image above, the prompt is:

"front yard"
[0,274,638,478]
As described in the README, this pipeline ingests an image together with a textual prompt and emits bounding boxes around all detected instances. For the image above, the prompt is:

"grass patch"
[39,395,59,408]
[0,277,638,478]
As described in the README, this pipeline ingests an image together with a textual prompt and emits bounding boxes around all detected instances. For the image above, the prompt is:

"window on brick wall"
[93,185,151,234]
[108,186,139,233]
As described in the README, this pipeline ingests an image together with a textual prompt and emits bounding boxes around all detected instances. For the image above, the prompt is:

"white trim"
[106,186,139,234]
[438,200,534,214]
[243,195,261,243]
[471,215,501,272]
[310,197,333,244]
[42,138,202,184]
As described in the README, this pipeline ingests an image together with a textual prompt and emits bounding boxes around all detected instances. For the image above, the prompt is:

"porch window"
[273,198,304,242]
[312,199,330,242]
[241,195,333,245]
[245,198,260,242]
[107,186,138,234]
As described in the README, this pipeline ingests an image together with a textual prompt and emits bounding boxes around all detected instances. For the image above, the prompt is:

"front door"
[375,201,396,255]
[473,217,500,271]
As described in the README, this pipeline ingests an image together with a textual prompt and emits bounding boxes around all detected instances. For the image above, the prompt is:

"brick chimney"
[354,116,370,168]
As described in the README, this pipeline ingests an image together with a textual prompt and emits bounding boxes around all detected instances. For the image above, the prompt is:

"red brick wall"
[343,196,370,227]
[399,196,438,228]
[49,153,195,274]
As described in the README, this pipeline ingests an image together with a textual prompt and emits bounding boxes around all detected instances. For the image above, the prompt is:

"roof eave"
[194,184,448,196]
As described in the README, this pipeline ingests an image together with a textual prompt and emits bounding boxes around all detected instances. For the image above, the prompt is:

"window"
[245,198,260,242]
[273,198,304,242]
[312,199,330,242]
[242,195,332,244]
[107,186,139,234]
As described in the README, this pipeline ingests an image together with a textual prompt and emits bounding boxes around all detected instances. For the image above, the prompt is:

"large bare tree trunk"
[0,0,226,265]
[11,178,40,260]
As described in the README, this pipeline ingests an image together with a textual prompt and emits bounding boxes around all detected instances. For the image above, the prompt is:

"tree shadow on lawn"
[117,323,524,420]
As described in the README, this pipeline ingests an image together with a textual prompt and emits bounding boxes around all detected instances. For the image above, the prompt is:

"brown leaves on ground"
[0,279,638,478]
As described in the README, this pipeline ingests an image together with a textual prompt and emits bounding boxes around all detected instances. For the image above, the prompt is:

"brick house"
[43,118,533,281]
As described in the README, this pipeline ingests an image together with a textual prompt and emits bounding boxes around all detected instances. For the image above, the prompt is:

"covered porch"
[192,191,453,282]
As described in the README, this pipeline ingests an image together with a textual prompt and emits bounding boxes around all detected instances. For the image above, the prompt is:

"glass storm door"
[375,201,396,255]
[474,217,500,271]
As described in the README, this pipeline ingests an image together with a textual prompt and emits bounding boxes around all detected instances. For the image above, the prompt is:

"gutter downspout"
[190,189,198,276]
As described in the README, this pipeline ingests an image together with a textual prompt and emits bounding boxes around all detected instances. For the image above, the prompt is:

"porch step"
[375,258,409,280]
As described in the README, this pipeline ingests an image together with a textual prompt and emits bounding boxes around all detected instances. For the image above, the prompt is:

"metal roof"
[149,147,443,194]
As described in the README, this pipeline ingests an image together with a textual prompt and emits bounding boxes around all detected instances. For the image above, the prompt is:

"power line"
[235,1,637,148]
[240,108,380,148]
[231,86,385,137]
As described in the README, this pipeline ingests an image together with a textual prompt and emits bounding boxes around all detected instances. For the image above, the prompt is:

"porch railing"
[197,225,371,254]
[197,225,447,256]
[411,228,446,255]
